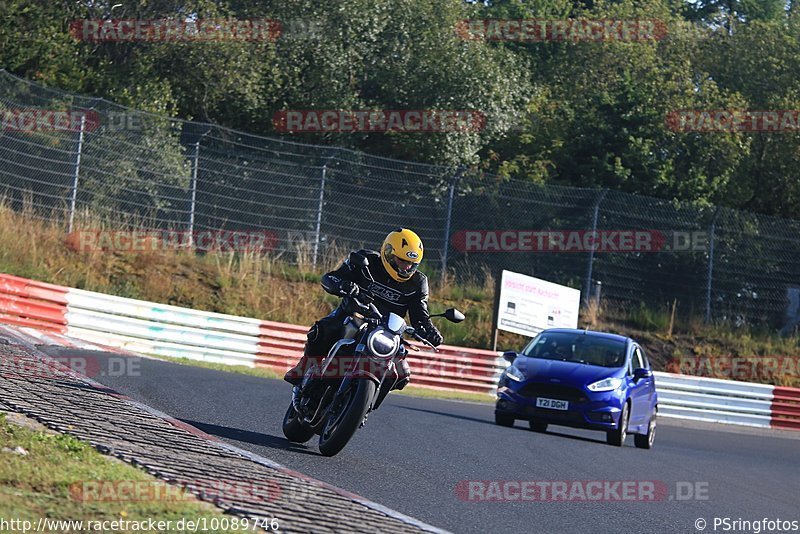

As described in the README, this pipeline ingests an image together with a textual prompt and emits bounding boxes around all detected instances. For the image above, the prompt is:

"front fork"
[294,342,380,426]
[334,352,396,420]
[294,337,356,409]
[297,340,397,428]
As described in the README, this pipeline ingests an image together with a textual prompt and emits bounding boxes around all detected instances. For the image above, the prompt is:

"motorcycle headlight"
[587,377,623,392]
[366,328,399,359]
[504,365,525,382]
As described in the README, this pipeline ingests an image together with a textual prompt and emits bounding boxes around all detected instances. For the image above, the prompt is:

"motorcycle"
[282,251,465,456]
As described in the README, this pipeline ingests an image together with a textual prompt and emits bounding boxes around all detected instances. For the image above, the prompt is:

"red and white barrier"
[771,387,800,430]
[1,272,798,429]
[0,275,68,332]
[0,273,505,394]
[3,324,135,355]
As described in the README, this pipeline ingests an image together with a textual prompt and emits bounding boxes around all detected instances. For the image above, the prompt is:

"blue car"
[495,328,657,448]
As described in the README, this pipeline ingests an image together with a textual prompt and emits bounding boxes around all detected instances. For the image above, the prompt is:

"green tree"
[480,2,749,205]
[699,18,800,217]
[683,0,788,25]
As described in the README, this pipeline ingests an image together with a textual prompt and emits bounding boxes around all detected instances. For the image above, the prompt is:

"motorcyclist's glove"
[358,288,374,304]
[338,280,360,297]
[416,323,443,347]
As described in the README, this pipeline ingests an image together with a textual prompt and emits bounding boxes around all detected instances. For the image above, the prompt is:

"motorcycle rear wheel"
[318,379,376,457]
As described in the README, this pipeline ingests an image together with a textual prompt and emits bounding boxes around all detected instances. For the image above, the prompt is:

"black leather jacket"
[321,249,439,336]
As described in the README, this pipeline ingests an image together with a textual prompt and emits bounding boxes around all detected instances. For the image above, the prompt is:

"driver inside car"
[283,228,444,390]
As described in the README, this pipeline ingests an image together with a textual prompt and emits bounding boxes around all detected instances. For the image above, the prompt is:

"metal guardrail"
[653,371,775,428]
[1,272,798,429]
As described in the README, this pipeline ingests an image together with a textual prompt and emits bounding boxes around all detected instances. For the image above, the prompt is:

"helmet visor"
[391,255,419,278]
[384,244,419,279]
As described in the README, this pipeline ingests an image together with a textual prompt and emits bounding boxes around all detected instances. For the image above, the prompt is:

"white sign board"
[496,270,581,337]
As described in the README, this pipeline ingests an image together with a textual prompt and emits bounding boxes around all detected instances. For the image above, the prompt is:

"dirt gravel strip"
[0,325,449,534]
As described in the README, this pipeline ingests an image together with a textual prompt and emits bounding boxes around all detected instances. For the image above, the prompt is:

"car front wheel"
[495,413,515,427]
[606,402,629,447]
[634,412,656,449]
[529,420,548,433]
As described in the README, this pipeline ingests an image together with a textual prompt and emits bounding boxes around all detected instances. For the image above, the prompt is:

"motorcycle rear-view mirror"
[445,308,465,323]
[438,308,465,323]
[348,251,369,268]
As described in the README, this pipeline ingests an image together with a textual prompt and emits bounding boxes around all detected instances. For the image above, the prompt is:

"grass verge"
[0,412,258,533]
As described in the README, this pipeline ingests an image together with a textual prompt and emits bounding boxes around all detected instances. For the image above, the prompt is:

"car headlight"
[587,377,623,392]
[504,365,525,382]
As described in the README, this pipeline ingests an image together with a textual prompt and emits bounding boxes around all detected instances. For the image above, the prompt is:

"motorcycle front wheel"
[318,379,376,457]
[282,403,316,443]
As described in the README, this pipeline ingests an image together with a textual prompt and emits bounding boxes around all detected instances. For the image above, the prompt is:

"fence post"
[313,151,338,268]
[67,114,86,234]
[705,207,721,323]
[312,164,327,268]
[583,188,608,307]
[440,166,464,283]
[187,140,200,247]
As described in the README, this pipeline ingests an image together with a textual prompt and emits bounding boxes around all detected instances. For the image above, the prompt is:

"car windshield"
[522,332,626,368]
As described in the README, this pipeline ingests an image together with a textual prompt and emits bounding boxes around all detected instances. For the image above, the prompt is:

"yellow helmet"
[381,228,424,282]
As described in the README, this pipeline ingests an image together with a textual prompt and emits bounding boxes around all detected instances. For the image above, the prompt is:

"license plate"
[536,397,569,410]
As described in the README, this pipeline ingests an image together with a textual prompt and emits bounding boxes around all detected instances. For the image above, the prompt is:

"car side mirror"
[633,368,652,381]
[502,351,518,363]
[348,251,369,268]
[444,308,465,323]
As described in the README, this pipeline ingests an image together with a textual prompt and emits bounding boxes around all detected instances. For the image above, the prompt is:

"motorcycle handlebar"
[347,288,382,321]
[369,302,382,318]
[408,330,439,352]
[345,285,439,351]
[401,339,421,352]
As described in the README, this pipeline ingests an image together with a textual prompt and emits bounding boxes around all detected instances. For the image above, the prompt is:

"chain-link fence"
[1,70,799,330]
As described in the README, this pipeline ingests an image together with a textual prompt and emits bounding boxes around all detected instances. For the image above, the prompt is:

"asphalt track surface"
[46,348,800,534]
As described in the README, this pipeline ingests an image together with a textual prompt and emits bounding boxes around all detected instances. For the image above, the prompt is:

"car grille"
[522,406,583,421]
[517,382,588,403]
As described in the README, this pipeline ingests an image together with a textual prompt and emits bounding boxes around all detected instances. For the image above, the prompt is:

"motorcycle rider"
[283,228,444,389]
